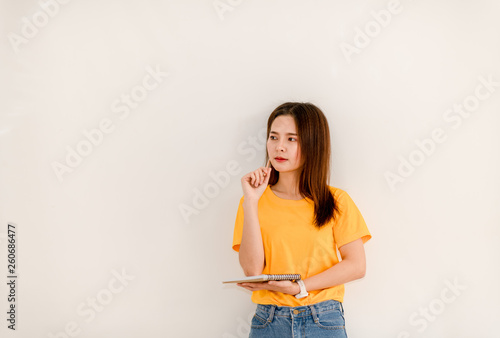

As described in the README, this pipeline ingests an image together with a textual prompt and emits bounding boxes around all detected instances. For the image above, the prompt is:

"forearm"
[238,200,265,276]
[303,259,365,292]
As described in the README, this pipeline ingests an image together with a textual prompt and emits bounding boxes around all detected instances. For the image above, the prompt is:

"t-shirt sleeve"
[232,196,245,252]
[333,190,372,249]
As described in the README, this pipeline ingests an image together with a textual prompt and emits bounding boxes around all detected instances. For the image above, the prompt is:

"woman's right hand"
[241,159,272,202]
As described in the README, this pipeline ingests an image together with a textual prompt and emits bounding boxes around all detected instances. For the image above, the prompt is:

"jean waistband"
[255,299,343,318]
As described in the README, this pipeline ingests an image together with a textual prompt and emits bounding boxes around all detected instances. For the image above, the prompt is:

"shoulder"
[327,185,347,199]
[327,186,354,211]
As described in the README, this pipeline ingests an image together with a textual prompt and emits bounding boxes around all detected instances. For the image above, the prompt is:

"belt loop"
[267,304,276,322]
[309,303,319,323]
[339,301,344,314]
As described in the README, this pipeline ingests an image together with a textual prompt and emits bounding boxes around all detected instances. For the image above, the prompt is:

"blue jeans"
[249,299,348,338]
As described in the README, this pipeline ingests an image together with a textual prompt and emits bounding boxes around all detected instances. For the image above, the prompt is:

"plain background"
[1,1,499,337]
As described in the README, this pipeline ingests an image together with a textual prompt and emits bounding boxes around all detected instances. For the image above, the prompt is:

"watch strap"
[294,279,309,299]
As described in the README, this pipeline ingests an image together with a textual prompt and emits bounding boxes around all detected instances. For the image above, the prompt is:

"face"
[267,115,303,173]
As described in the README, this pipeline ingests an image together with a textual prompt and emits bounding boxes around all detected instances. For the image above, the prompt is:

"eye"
[289,137,297,141]
[269,135,277,140]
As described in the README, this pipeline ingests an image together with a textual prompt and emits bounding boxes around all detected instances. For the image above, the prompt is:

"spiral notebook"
[222,274,301,284]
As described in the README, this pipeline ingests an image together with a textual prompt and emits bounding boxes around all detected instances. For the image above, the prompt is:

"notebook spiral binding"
[267,274,301,281]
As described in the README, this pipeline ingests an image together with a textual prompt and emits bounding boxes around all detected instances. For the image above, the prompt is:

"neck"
[273,171,301,196]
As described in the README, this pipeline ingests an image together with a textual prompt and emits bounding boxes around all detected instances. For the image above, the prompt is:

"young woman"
[231,102,372,337]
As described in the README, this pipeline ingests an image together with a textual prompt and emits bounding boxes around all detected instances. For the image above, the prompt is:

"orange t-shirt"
[232,185,371,306]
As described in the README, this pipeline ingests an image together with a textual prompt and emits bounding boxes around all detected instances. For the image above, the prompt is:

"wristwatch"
[294,279,309,299]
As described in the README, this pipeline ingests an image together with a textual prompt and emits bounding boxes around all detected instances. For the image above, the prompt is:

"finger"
[258,169,263,184]
[243,283,255,290]
[265,167,271,181]
[251,172,256,186]
[262,168,267,183]
[256,169,263,186]
[266,160,272,175]
[263,167,270,183]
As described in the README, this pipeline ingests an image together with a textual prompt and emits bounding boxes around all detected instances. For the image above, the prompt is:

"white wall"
[1,1,499,337]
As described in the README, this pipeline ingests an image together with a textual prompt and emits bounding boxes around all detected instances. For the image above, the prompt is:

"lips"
[275,157,287,161]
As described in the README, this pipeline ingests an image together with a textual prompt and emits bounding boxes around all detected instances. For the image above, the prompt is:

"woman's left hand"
[236,280,300,295]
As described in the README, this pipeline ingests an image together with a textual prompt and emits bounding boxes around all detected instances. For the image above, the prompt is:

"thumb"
[265,168,271,180]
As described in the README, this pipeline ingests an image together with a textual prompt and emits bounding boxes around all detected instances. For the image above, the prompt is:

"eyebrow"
[270,131,298,136]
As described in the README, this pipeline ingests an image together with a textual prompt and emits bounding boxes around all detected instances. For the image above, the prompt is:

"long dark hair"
[265,102,339,229]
